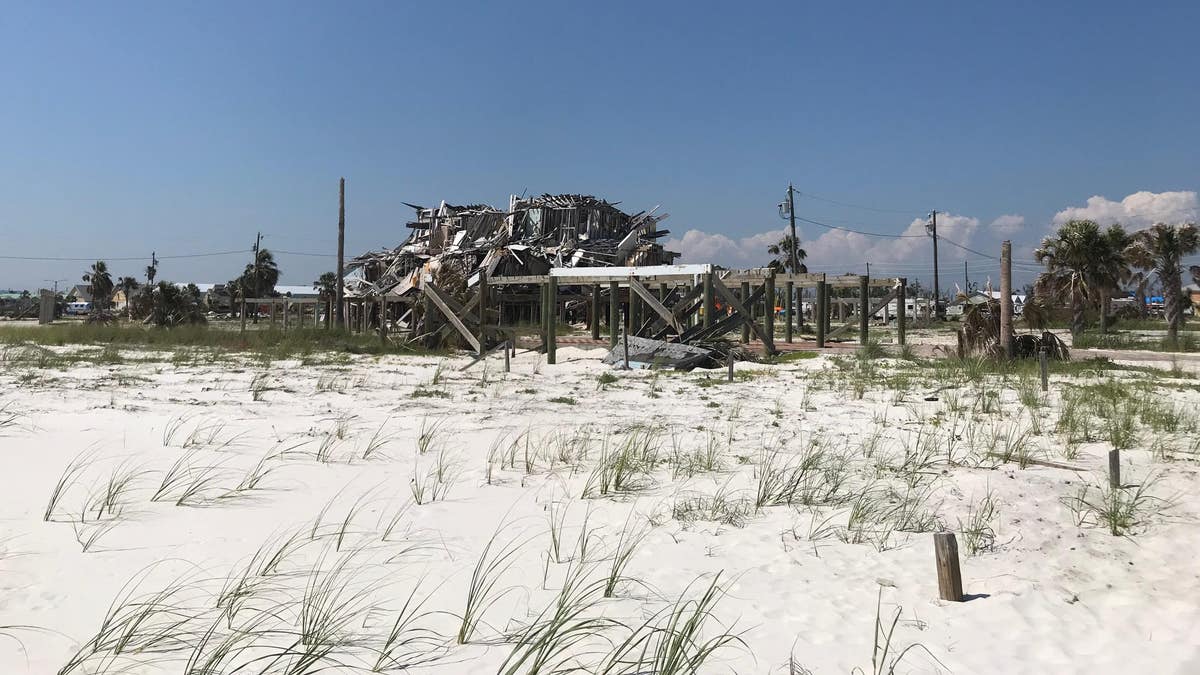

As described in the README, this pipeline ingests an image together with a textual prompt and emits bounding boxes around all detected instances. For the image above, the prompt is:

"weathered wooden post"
[764,270,775,345]
[591,284,601,340]
[1039,348,1049,391]
[824,283,833,336]
[740,281,751,344]
[859,275,870,345]
[815,280,826,348]
[629,288,641,337]
[934,532,964,602]
[784,280,794,343]
[609,281,619,347]
[382,299,391,343]
[240,293,248,332]
[897,278,907,346]
[504,340,511,372]
[1109,449,1121,488]
[727,350,734,382]
[336,177,345,329]
[546,276,558,365]
[478,273,489,355]
[1000,240,1014,358]
[702,272,714,328]
[283,300,290,331]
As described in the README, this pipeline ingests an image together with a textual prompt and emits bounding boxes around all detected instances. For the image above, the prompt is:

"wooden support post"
[1039,348,1049,391]
[658,282,668,301]
[270,301,278,326]
[897,278,907,346]
[859,275,870,345]
[727,351,734,382]
[283,300,289,331]
[764,271,775,350]
[591,284,601,340]
[629,289,641,337]
[1109,449,1121,488]
[478,273,488,355]
[740,281,751,344]
[540,282,549,351]
[934,532,964,602]
[815,280,826,348]
[546,276,557,365]
[609,281,619,347]
[1000,240,1014,358]
[702,272,714,328]
[785,280,794,343]
[378,299,387,343]
[824,283,832,336]
[504,340,511,373]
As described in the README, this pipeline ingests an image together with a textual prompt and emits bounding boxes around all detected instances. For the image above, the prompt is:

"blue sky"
[3,1,1198,292]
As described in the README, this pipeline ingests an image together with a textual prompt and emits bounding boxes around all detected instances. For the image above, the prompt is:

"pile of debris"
[345,193,678,301]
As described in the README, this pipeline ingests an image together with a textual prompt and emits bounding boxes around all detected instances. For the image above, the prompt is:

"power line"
[794,215,926,238]
[797,191,926,216]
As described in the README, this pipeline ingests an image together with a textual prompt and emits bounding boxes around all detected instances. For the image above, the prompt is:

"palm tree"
[1033,220,1110,338]
[82,261,114,312]
[313,271,337,300]
[1125,222,1200,343]
[1094,224,1130,333]
[117,276,140,320]
[767,235,807,273]
[240,249,280,298]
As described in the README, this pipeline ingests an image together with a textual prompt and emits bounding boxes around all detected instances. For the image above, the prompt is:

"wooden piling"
[478,273,489,354]
[934,532,964,602]
[702,272,714,329]
[764,271,775,348]
[784,280,794,343]
[546,276,558,365]
[591,284,601,340]
[859,275,870,346]
[897,278,907,346]
[815,280,826,348]
[740,281,751,344]
[1000,240,1014,358]
[504,340,511,372]
[1109,449,1121,488]
[609,281,619,347]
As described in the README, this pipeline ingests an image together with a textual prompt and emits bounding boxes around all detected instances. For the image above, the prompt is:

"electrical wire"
[796,191,926,216]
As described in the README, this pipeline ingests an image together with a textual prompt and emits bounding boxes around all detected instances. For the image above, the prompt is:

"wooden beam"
[422,283,480,352]
[710,275,776,353]
[628,277,682,333]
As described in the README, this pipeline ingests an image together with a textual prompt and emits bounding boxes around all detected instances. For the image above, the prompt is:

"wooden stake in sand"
[1109,449,1121,488]
[934,532,964,602]
[1039,348,1049,392]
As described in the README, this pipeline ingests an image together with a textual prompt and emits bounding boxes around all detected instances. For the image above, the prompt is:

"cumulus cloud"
[1052,190,1198,230]
[666,213,982,274]
[663,228,789,269]
[989,214,1025,234]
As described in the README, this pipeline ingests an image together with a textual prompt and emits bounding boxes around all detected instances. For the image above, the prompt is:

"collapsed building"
[344,193,678,333]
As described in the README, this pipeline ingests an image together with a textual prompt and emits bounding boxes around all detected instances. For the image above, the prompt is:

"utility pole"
[252,231,262,324]
[927,210,943,320]
[1000,240,1013,358]
[784,184,801,332]
[964,260,969,295]
[336,177,346,330]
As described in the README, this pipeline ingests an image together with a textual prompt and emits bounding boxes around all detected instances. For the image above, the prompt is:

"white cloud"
[1052,190,1198,230]
[990,214,1025,234]
[663,228,788,268]
[666,212,982,274]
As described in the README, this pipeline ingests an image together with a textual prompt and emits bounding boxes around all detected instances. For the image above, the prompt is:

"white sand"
[2,344,1199,673]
